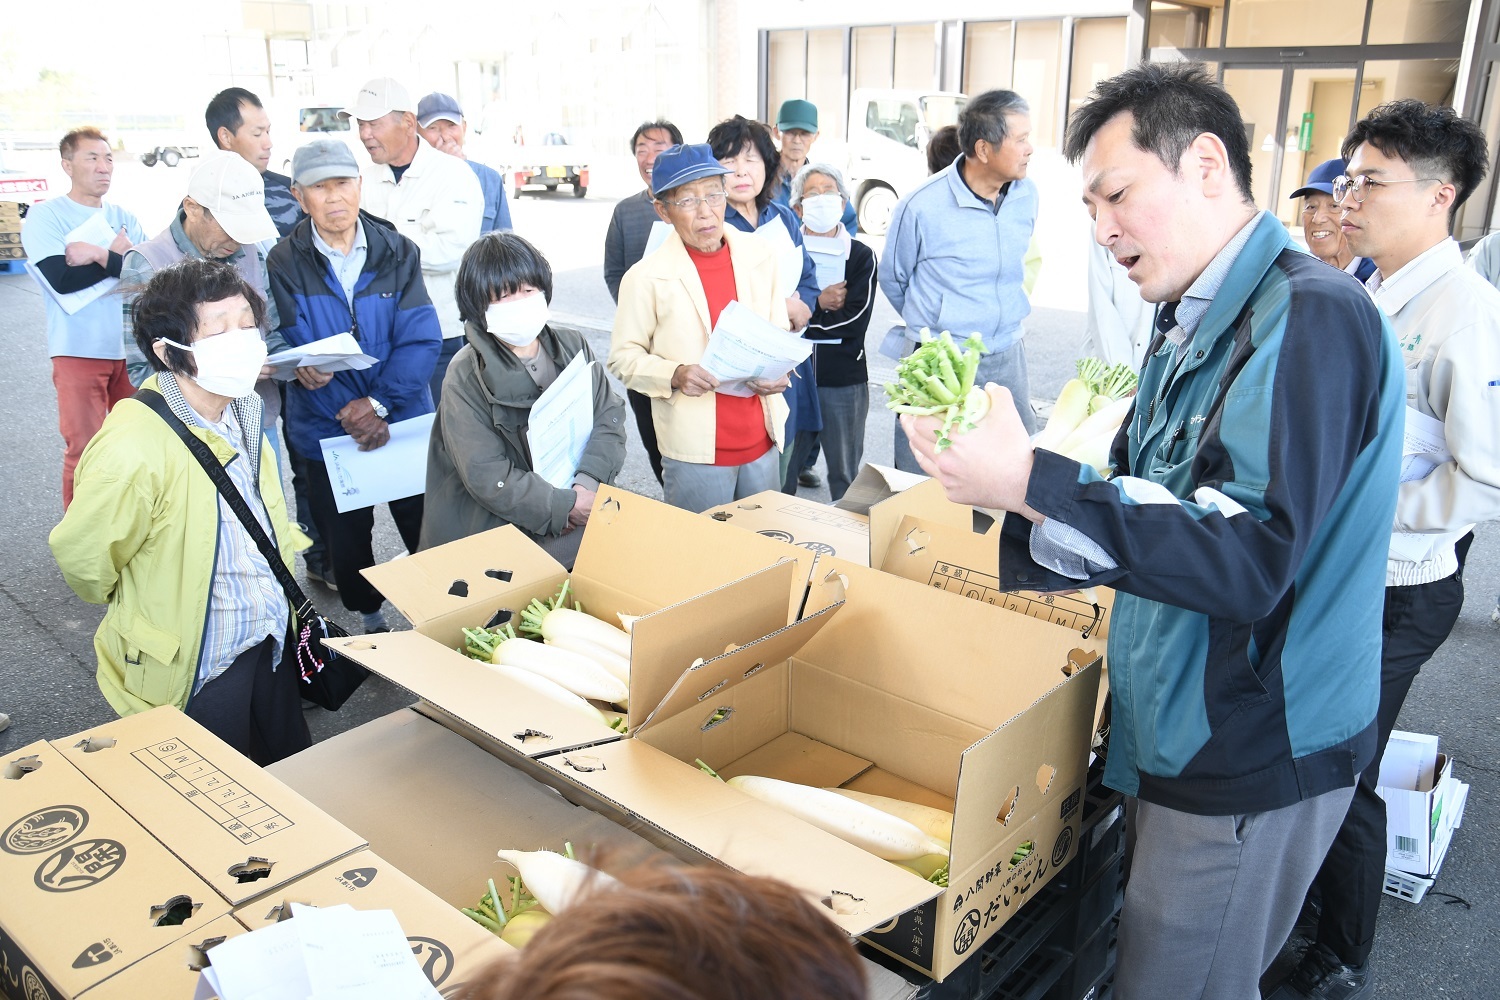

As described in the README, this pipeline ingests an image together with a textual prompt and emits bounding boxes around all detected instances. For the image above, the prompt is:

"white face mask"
[161,328,267,399]
[800,193,844,233]
[484,292,550,347]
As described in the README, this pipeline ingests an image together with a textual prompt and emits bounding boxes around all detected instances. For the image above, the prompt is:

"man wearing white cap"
[341,77,482,406]
[121,153,287,456]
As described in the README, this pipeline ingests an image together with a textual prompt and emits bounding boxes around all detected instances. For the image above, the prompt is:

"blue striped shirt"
[159,372,289,690]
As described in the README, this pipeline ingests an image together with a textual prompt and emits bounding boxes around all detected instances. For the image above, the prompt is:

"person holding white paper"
[790,163,877,502]
[21,126,147,508]
[50,259,309,765]
[422,233,625,565]
[268,140,442,633]
[708,116,823,493]
[608,144,791,513]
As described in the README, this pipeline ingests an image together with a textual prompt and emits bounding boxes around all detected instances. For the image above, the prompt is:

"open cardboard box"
[1377,732,1470,878]
[334,487,819,759]
[534,554,1103,980]
[50,707,367,908]
[72,914,248,999]
[0,739,235,1000]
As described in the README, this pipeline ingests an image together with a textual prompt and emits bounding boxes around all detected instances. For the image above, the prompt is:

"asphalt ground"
[1,175,1497,997]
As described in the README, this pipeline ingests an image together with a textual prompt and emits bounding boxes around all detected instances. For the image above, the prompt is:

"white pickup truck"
[840,88,967,236]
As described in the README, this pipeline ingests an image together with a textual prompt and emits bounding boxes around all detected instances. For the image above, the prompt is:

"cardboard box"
[337,487,820,757]
[73,914,248,999]
[233,850,513,994]
[51,707,367,907]
[0,231,19,245]
[0,740,234,1000]
[537,555,1104,980]
[1377,732,1470,878]
[0,200,23,219]
[0,246,25,260]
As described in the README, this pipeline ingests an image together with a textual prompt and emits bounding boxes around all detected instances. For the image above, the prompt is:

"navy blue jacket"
[1001,213,1404,816]
[267,212,442,459]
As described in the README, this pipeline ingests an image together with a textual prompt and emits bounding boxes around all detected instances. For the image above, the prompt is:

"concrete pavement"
[1,189,1496,997]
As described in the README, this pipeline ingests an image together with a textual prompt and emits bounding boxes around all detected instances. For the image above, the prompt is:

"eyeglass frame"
[1331,173,1443,205]
[654,188,728,212]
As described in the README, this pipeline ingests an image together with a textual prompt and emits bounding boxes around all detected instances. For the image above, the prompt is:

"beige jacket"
[608,227,790,464]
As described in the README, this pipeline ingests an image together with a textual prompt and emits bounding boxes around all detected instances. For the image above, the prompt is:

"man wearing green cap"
[772,99,856,234]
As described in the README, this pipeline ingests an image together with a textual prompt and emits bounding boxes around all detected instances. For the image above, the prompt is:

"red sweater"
[684,241,773,466]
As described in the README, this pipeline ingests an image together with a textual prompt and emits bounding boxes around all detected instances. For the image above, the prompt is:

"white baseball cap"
[340,77,414,122]
[186,155,277,245]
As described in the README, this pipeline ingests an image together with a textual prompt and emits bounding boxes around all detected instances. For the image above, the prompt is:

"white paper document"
[753,222,806,299]
[527,352,595,488]
[319,413,436,513]
[196,904,441,1000]
[266,332,379,381]
[803,234,849,290]
[699,299,813,397]
[642,221,673,259]
[26,213,121,315]
[1399,405,1450,483]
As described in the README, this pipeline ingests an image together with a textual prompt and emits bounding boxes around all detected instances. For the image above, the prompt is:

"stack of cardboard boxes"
[0,200,25,269]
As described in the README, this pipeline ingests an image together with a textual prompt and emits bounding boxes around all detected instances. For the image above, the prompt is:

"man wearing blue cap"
[1289,158,1376,283]
[608,144,791,512]
[416,92,512,235]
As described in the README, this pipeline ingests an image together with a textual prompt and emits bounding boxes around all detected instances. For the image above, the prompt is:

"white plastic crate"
[1382,867,1435,904]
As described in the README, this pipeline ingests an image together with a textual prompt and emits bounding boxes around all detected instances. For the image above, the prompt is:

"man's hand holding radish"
[901,383,1043,524]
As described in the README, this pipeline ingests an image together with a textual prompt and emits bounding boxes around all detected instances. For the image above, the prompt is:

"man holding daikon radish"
[1275,101,1500,1000]
[903,63,1405,1000]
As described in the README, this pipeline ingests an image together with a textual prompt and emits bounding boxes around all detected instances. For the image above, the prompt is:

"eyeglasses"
[657,190,727,211]
[1332,174,1441,205]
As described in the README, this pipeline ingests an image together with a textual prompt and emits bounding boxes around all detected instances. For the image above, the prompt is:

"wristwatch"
[367,397,389,419]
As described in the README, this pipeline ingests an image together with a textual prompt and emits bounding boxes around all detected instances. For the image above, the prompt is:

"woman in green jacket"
[420,233,627,566]
[50,259,310,765]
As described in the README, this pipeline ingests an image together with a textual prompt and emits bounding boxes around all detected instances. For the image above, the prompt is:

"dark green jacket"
[420,321,626,551]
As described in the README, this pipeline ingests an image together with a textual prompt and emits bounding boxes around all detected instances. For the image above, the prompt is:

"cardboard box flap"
[948,656,1102,869]
[537,739,943,936]
[834,464,930,514]
[628,560,801,729]
[75,914,248,999]
[705,490,872,567]
[880,514,1113,641]
[360,523,565,636]
[633,596,843,735]
[867,477,973,570]
[0,740,233,998]
[578,486,805,613]
[323,631,619,756]
[52,707,367,906]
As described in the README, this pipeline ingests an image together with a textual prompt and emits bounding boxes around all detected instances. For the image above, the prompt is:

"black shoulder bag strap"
[133,388,361,707]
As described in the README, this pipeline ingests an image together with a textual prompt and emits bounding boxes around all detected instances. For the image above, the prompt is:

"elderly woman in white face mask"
[51,257,310,765]
[420,231,627,566]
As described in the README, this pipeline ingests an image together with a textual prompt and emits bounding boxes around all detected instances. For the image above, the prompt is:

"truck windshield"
[299,108,350,133]
[920,96,967,129]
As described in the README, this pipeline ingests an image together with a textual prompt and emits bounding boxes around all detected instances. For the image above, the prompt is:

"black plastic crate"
[1082,803,1125,885]
[1043,917,1119,1000]
[989,945,1074,1000]
[1058,856,1124,945]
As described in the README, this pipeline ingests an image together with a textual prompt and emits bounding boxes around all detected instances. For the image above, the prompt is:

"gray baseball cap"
[292,140,361,187]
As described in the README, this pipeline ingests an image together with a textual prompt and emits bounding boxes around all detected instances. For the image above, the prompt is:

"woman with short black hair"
[50,257,310,765]
[421,232,626,564]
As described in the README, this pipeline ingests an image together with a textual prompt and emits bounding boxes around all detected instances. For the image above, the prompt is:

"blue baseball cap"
[649,144,731,198]
[417,92,464,129]
[1288,158,1346,200]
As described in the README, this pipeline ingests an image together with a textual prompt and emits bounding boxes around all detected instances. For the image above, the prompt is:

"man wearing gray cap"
[121,153,288,456]
[416,91,511,236]
[341,77,482,406]
[267,139,442,633]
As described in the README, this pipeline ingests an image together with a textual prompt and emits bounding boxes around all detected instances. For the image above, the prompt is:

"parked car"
[505,131,590,199]
[844,89,967,235]
[272,102,367,174]
[139,144,199,168]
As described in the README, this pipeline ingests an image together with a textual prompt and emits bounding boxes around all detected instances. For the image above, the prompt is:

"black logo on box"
[409,937,455,986]
[1059,787,1081,820]
[953,909,982,955]
[71,943,115,969]
[34,839,126,892]
[22,966,52,1000]
[337,867,378,890]
[3,806,89,855]
[1051,826,1075,868]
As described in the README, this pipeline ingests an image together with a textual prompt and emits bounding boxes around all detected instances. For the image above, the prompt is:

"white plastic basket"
[1382,867,1434,904]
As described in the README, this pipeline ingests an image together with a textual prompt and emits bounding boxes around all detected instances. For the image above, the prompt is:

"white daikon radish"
[486,663,614,728]
[546,634,630,685]
[617,613,642,633]
[1056,394,1134,456]
[826,789,955,847]
[727,775,949,861]
[495,635,629,705]
[522,602,632,660]
[495,849,617,914]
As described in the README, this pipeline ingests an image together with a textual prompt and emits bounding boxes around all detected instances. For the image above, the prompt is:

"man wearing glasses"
[1276,100,1500,1000]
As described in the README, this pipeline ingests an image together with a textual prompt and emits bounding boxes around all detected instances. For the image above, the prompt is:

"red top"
[684,241,773,466]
